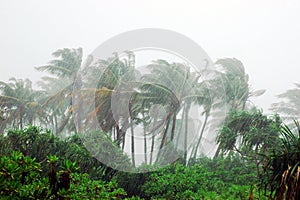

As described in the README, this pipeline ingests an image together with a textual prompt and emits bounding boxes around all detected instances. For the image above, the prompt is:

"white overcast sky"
[0,0,300,111]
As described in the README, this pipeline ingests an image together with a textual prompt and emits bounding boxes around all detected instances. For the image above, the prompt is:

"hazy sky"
[1,0,300,111]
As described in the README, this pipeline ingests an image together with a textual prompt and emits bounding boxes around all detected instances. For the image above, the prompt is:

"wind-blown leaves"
[0,78,46,131]
[271,83,300,125]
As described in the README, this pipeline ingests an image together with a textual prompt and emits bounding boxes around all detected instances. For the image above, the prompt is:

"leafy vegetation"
[0,151,127,199]
[1,47,300,199]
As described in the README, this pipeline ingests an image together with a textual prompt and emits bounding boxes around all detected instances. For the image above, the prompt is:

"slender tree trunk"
[130,118,135,167]
[149,116,157,165]
[121,119,129,151]
[143,125,147,164]
[183,104,190,164]
[254,144,261,179]
[175,106,185,148]
[192,110,210,159]
[170,112,177,141]
[159,114,171,149]
[56,112,71,136]
[54,114,58,133]
[129,101,135,167]
[150,134,155,165]
[149,112,159,165]
[155,114,171,163]
[116,124,120,146]
[142,112,147,164]
[213,145,221,159]
[19,104,24,130]
[122,130,126,151]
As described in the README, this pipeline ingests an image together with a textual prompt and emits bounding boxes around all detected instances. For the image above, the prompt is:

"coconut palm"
[0,78,45,130]
[215,58,262,110]
[77,52,139,165]
[270,83,300,125]
[36,48,83,136]
[139,60,203,164]
[213,58,265,158]
[190,84,214,160]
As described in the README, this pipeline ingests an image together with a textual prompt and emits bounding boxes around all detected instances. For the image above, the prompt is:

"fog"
[1,0,300,111]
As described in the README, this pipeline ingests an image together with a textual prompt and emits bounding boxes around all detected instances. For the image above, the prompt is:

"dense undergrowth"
[2,123,300,199]
[0,126,273,199]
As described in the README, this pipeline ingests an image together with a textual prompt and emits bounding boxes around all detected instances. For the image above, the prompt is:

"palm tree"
[190,84,214,160]
[0,78,45,130]
[213,58,265,158]
[215,109,281,178]
[215,58,250,110]
[76,52,139,165]
[263,120,300,199]
[140,60,202,164]
[36,48,83,136]
[270,83,300,124]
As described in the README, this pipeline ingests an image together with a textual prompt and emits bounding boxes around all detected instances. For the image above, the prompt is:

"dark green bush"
[0,151,128,199]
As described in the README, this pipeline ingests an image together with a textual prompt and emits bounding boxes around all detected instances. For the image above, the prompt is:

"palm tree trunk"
[116,124,120,146]
[155,114,171,163]
[170,112,177,141]
[130,117,135,167]
[56,112,71,136]
[175,106,185,148]
[150,113,159,165]
[143,125,147,164]
[19,104,24,129]
[129,101,135,167]
[213,145,221,159]
[142,113,147,164]
[192,110,210,159]
[183,104,190,164]
[149,133,155,165]
[54,114,58,133]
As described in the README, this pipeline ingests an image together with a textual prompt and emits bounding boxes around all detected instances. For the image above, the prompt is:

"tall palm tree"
[92,53,136,144]
[190,84,214,160]
[0,78,45,130]
[77,52,139,165]
[213,58,265,158]
[140,60,202,164]
[36,48,83,136]
[215,58,250,110]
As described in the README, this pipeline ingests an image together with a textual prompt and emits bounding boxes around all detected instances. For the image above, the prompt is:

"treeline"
[0,48,267,165]
[1,47,300,199]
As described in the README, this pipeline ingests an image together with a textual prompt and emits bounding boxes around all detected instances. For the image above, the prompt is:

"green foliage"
[217,109,281,154]
[216,109,282,180]
[1,47,294,199]
[140,155,263,199]
[57,173,126,199]
[0,151,127,199]
[262,121,300,199]
[197,153,258,186]
[0,151,42,198]
[0,78,45,131]
[113,163,159,198]
[0,126,129,180]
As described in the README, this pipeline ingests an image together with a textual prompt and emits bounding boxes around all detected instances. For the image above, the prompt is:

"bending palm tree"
[0,78,45,130]
[140,60,202,164]
[270,83,300,125]
[36,48,83,136]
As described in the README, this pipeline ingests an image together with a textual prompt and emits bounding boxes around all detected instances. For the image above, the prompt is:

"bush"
[0,151,128,199]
